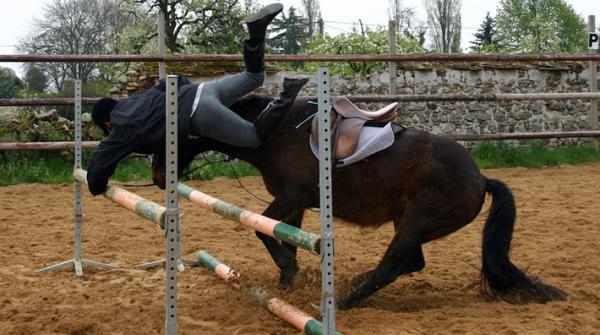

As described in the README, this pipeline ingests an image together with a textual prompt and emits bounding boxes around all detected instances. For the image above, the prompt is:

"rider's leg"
[197,3,285,107]
[189,4,297,146]
[254,77,309,140]
[190,93,261,147]
[242,3,283,73]
[190,76,309,147]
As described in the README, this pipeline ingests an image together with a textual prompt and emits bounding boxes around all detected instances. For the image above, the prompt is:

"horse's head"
[151,147,201,190]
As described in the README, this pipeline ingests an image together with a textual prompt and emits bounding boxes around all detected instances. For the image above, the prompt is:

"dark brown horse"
[154,94,567,310]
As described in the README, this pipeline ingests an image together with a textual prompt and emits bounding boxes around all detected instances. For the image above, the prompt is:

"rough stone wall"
[111,61,598,145]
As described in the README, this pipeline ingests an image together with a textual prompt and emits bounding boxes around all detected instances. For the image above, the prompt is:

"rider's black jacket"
[87,76,198,196]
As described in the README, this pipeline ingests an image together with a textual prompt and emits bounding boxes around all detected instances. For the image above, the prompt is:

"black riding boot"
[244,3,283,40]
[255,77,309,141]
[243,39,265,74]
[242,3,283,73]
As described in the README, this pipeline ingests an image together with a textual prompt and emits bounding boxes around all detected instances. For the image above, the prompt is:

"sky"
[1,0,599,77]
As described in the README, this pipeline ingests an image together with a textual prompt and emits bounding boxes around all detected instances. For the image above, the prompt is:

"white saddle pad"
[310,122,395,167]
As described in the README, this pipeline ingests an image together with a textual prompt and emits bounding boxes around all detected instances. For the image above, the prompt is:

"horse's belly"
[331,192,399,226]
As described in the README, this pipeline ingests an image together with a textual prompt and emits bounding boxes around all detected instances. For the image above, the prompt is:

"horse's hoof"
[278,266,299,289]
[350,270,373,287]
[498,282,568,304]
[336,296,356,310]
[485,275,568,305]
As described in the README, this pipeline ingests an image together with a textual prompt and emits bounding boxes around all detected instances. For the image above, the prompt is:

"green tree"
[187,1,249,53]
[271,7,308,54]
[113,0,157,55]
[424,0,462,53]
[23,65,48,93]
[17,0,137,91]
[270,7,309,70]
[0,67,24,98]
[495,0,586,52]
[301,27,425,76]
[133,0,256,53]
[96,1,156,83]
[470,12,498,52]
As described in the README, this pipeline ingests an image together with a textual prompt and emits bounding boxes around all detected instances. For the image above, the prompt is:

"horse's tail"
[481,178,567,304]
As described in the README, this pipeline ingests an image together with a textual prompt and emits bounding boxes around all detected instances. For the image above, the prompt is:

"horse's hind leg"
[257,197,306,287]
[338,232,425,310]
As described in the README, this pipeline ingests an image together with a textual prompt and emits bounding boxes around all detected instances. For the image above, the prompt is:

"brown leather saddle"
[311,96,399,160]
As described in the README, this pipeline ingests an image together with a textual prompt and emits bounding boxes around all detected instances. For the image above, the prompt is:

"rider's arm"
[86,137,134,196]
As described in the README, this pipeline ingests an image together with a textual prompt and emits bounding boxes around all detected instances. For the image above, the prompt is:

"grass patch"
[470,141,600,168]
[0,151,74,186]
[1,142,599,186]
[111,156,153,182]
[181,153,259,181]
[0,151,258,187]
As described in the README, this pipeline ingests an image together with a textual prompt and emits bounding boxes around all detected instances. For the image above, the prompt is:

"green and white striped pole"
[197,250,342,335]
[74,169,166,228]
[178,183,320,254]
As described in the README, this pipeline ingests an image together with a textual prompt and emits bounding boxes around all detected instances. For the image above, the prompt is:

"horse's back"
[247,97,487,228]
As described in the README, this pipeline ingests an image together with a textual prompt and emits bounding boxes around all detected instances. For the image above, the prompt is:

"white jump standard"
[37,79,119,276]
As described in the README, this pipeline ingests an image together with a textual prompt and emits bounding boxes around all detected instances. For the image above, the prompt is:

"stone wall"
[112,61,598,145]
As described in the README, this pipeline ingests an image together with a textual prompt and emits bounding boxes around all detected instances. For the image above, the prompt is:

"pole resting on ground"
[197,250,342,335]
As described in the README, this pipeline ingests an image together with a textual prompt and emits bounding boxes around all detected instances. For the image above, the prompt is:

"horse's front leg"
[258,197,306,288]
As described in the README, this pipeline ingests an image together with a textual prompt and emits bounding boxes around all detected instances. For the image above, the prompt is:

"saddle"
[311,96,398,160]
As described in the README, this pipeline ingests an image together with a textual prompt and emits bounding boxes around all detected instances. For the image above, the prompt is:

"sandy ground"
[1,163,599,335]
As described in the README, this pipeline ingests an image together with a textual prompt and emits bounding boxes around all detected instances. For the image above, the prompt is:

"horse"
[153,93,567,310]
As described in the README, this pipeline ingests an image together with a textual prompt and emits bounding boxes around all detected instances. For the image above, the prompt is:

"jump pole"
[73,169,166,228]
[37,79,119,275]
[177,183,321,254]
[197,250,342,335]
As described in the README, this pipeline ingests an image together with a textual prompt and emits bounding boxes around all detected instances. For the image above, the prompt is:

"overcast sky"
[1,0,599,76]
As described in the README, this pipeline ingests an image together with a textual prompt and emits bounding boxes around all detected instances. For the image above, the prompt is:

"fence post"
[158,12,166,80]
[588,15,598,150]
[388,20,397,95]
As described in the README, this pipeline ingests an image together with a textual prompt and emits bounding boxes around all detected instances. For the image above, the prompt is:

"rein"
[183,150,273,205]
